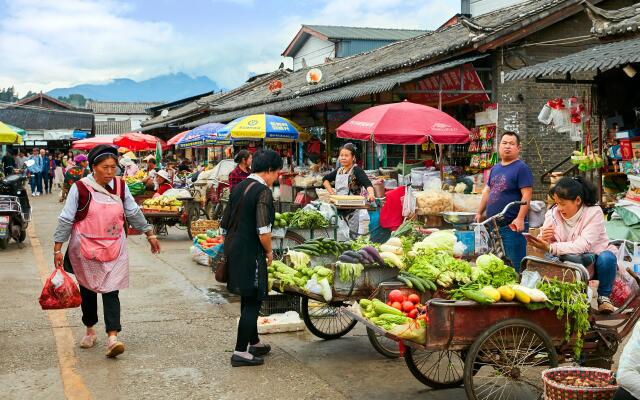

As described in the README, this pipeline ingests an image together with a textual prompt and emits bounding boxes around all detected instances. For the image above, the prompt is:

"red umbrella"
[167,130,190,146]
[71,136,115,150]
[114,131,168,151]
[336,101,470,145]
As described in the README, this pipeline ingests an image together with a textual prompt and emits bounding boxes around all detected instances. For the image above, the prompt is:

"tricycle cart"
[349,254,640,400]
[140,196,202,239]
[271,264,399,341]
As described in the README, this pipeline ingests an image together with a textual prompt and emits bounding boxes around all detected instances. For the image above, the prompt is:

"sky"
[0,0,459,95]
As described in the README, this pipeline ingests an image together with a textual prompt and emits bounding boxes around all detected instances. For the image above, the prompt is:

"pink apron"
[68,178,129,293]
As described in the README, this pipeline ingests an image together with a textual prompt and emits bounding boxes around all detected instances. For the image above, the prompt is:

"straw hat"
[122,151,137,160]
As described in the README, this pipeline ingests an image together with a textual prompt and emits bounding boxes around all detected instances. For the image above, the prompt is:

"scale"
[442,211,477,257]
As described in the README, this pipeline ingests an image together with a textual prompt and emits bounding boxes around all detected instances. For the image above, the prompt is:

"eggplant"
[342,250,364,261]
[357,249,374,264]
[339,254,361,263]
[362,246,385,267]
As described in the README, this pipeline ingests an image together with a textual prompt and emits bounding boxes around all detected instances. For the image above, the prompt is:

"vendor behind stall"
[155,170,173,196]
[322,143,375,201]
[229,150,252,191]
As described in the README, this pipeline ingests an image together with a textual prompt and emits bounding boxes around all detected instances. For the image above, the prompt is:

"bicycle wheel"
[404,347,464,389]
[300,297,357,340]
[464,318,558,400]
[366,327,401,359]
[273,231,305,258]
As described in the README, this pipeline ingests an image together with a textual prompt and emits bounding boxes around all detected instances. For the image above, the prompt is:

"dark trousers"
[235,293,262,352]
[614,387,638,400]
[79,285,121,333]
[43,172,52,193]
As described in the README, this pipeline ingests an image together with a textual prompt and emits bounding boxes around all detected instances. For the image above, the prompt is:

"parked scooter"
[0,159,33,249]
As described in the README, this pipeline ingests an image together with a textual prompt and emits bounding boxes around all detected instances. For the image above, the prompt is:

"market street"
[1,195,469,400]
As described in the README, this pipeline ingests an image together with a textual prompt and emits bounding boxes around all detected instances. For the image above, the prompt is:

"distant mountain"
[47,73,219,102]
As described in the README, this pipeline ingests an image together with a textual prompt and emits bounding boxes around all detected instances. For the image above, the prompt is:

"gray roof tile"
[304,25,428,41]
[86,101,163,114]
[584,1,640,38]
[95,120,132,135]
[0,108,93,130]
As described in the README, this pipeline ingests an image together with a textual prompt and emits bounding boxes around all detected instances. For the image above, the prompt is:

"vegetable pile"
[194,231,223,250]
[293,238,350,257]
[267,251,334,301]
[274,209,329,229]
[359,292,427,344]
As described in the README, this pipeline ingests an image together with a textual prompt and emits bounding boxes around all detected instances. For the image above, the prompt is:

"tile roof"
[583,1,640,38]
[95,120,132,136]
[304,25,429,41]
[0,107,93,130]
[196,0,582,120]
[185,55,488,126]
[86,101,163,115]
[16,93,77,110]
[504,36,640,80]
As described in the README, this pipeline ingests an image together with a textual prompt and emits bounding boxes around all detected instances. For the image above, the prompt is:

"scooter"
[0,160,33,249]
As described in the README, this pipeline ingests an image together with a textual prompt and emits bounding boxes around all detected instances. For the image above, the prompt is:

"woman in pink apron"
[53,145,160,358]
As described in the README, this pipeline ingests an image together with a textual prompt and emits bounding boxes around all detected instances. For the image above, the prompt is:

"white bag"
[402,185,416,217]
[337,219,350,242]
[474,224,490,255]
[190,246,209,266]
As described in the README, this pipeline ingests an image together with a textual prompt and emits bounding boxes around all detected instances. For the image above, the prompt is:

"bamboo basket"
[191,219,220,237]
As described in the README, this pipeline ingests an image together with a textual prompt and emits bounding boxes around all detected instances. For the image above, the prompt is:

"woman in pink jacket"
[529,176,617,313]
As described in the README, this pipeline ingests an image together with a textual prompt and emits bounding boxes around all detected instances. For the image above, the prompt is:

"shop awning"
[184,54,489,127]
[504,37,640,81]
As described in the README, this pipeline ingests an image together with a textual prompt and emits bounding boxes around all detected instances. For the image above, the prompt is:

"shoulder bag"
[215,181,257,283]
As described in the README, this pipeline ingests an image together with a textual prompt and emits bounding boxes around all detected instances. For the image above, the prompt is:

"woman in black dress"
[221,149,282,367]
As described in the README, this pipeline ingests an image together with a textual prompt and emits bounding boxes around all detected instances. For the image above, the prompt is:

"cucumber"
[397,275,413,288]
[408,276,426,292]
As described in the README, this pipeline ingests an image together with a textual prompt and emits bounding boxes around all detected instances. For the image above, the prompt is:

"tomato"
[388,290,404,304]
[402,301,415,312]
[408,294,421,304]
[387,301,393,306]
[408,309,418,319]
[391,302,403,311]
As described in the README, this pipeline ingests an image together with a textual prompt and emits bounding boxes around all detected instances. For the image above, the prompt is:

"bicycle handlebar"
[477,200,529,226]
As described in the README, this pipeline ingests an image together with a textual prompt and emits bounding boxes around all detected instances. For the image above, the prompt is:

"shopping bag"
[39,267,82,310]
[611,244,640,307]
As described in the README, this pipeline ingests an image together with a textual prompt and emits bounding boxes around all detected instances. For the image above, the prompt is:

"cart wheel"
[273,231,306,258]
[18,229,27,243]
[464,318,558,400]
[186,205,199,240]
[300,297,357,340]
[153,223,168,236]
[366,327,400,359]
[404,347,464,389]
[212,202,224,220]
[0,236,8,249]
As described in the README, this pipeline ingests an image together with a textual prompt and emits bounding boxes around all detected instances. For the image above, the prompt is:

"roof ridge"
[303,24,429,32]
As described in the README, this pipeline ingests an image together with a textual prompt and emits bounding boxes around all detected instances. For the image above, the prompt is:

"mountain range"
[47,73,219,102]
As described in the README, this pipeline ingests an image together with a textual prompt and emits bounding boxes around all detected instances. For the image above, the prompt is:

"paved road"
[1,195,629,400]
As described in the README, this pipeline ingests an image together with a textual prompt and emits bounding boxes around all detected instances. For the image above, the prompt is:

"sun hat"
[123,151,137,160]
[157,169,171,182]
[74,154,88,163]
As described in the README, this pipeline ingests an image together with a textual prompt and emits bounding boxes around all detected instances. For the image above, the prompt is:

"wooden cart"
[348,255,640,400]
[140,196,202,239]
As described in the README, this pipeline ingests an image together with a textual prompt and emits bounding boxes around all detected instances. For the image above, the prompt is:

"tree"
[57,93,88,107]
[0,87,18,102]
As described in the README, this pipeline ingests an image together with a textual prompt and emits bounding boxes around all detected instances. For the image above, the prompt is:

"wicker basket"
[542,367,617,400]
[191,219,220,237]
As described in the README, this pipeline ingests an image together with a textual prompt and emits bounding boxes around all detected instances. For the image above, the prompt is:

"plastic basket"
[542,367,617,400]
[259,292,301,317]
[191,219,220,237]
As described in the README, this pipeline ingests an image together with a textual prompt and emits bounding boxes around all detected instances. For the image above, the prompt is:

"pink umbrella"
[336,101,470,145]
[167,130,190,146]
[71,136,115,150]
[114,131,168,151]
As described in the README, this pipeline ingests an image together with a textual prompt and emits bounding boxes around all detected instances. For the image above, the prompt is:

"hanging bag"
[215,182,257,283]
[39,266,82,310]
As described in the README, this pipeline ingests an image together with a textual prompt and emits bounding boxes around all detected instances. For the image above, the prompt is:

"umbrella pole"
[439,144,444,182]
[402,145,406,183]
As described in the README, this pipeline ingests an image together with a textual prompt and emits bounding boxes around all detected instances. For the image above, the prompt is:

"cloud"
[0,0,457,96]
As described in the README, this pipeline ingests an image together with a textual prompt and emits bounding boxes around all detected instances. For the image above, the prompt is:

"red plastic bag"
[39,267,82,310]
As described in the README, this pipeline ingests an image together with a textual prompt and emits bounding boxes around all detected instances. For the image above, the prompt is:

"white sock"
[233,351,253,359]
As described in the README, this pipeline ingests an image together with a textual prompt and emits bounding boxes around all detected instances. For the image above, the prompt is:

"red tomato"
[408,294,421,304]
[386,301,393,306]
[388,290,404,303]
[408,309,418,319]
[402,301,415,312]
[391,302,403,311]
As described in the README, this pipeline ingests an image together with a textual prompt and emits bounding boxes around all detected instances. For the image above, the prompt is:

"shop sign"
[268,80,283,94]
[407,64,489,106]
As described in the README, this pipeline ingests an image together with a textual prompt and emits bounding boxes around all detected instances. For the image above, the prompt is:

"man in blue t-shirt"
[476,131,533,271]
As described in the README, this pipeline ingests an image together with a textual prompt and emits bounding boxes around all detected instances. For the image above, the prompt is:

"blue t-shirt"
[486,159,533,224]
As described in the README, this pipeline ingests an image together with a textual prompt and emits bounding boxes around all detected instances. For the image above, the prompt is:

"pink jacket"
[538,206,615,256]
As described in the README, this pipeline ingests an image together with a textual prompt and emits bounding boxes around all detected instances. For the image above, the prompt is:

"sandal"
[106,337,125,358]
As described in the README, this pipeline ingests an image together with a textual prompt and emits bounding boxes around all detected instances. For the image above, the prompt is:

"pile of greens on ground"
[274,209,329,229]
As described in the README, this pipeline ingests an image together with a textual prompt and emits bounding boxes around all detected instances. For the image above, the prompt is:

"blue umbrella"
[176,123,228,148]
